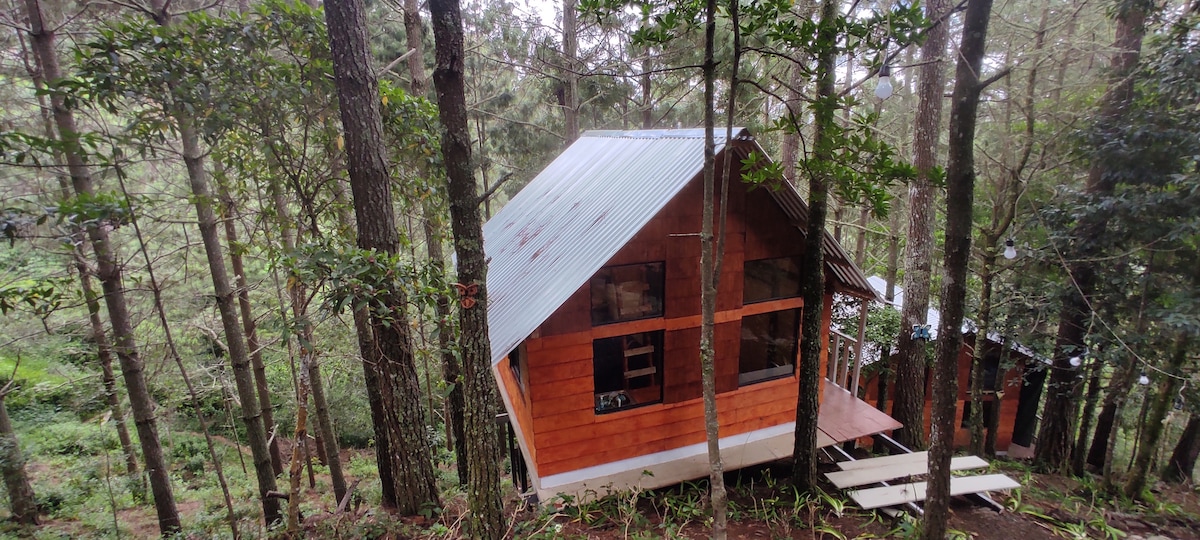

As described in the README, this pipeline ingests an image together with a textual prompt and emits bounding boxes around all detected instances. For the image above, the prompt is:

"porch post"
[852,297,869,394]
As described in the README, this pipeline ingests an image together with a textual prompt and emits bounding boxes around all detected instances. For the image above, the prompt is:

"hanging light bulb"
[1069,356,1082,367]
[1138,373,1150,385]
[1003,238,1017,260]
[875,65,893,100]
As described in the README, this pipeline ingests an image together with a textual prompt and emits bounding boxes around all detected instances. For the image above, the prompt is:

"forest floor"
[10,437,1200,539]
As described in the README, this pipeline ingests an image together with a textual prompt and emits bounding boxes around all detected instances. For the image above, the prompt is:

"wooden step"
[848,474,1021,510]
[825,456,989,489]
[837,451,929,471]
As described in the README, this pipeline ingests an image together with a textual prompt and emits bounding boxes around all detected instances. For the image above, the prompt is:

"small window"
[744,257,802,303]
[509,342,527,393]
[961,401,997,428]
[739,309,799,385]
[593,331,663,413]
[590,262,665,325]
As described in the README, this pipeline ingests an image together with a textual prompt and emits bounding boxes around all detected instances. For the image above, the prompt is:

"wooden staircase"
[824,450,1020,511]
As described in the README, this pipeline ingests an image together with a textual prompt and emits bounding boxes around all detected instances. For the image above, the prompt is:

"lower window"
[593,331,663,413]
[739,309,799,385]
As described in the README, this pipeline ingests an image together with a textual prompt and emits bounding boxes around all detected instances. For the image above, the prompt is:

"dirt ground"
[542,460,1200,540]
[25,444,1200,539]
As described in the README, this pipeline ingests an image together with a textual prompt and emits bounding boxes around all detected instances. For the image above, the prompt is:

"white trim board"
[825,456,989,489]
[537,422,797,502]
[848,474,1021,510]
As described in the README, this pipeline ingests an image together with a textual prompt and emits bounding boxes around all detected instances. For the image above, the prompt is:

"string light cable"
[1025,196,1191,383]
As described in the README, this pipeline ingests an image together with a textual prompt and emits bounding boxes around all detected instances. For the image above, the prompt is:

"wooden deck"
[816,381,903,448]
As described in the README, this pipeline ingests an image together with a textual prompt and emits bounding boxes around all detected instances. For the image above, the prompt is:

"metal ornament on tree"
[911,324,931,341]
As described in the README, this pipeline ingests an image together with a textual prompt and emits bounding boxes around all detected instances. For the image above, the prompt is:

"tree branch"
[477,172,514,206]
[977,68,1012,90]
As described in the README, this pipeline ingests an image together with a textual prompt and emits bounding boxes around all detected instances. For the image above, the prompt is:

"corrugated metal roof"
[483,128,877,365]
[864,276,1047,363]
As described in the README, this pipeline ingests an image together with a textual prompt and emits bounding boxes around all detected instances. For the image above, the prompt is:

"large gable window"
[593,331,663,413]
[739,309,799,385]
[744,257,802,304]
[590,262,665,325]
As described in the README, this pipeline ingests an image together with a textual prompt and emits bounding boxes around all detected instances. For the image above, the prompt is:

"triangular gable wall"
[482,129,877,366]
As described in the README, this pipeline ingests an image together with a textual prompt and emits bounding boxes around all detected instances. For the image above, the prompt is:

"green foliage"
[0,276,71,317]
[53,190,134,232]
[287,241,452,321]
[24,420,121,457]
[1,347,105,419]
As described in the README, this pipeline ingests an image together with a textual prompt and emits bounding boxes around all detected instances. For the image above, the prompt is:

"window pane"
[590,262,665,325]
[593,331,663,413]
[509,342,527,393]
[744,257,802,303]
[739,309,799,385]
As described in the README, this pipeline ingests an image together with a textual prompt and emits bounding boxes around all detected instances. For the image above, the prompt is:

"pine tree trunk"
[873,209,902,454]
[177,119,283,527]
[892,0,950,450]
[1036,1,1148,472]
[403,0,470,486]
[324,0,441,514]
[75,253,139,476]
[562,0,579,143]
[1072,359,1104,475]
[1087,401,1118,470]
[424,217,469,487]
[120,183,241,539]
[641,43,653,128]
[21,0,181,533]
[267,132,348,503]
[1123,337,1189,499]
[429,0,505,536]
[1090,282,1144,474]
[969,249,996,456]
[700,0,728,536]
[792,0,837,493]
[142,0,283,526]
[217,180,284,476]
[925,0,992,536]
[1163,414,1200,484]
[0,396,38,525]
[23,37,141,479]
[286,357,310,534]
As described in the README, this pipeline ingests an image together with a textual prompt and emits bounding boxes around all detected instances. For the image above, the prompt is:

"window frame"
[588,261,666,326]
[737,307,801,386]
[592,330,665,414]
[509,341,528,394]
[743,256,803,304]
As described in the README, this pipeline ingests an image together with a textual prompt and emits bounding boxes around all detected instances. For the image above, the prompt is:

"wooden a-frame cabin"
[483,129,900,501]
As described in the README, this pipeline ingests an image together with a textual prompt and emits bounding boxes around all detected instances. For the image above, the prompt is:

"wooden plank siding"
[516,166,838,479]
[536,377,801,476]
[859,334,1034,452]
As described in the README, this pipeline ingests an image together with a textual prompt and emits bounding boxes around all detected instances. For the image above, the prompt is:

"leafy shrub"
[0,345,105,419]
[170,436,210,476]
[25,421,120,457]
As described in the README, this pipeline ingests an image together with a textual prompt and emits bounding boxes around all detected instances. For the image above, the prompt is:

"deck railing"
[827,328,862,392]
